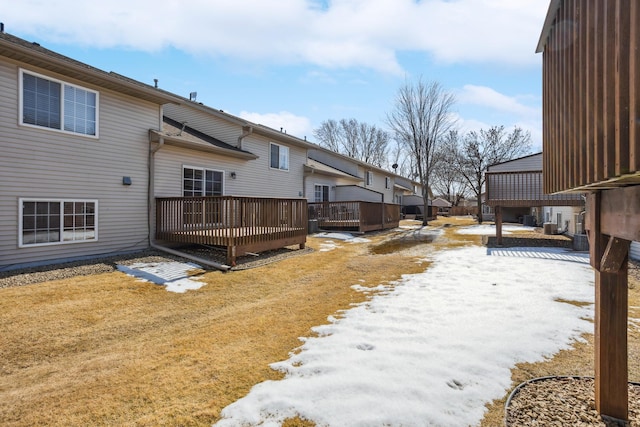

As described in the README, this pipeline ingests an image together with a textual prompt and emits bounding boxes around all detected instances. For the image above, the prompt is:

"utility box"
[543,222,557,235]
[523,215,536,227]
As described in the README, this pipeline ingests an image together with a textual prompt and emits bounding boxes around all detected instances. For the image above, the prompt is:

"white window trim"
[18,198,99,248]
[366,171,373,186]
[385,177,391,189]
[269,142,290,172]
[182,165,225,196]
[19,68,100,139]
[314,183,330,202]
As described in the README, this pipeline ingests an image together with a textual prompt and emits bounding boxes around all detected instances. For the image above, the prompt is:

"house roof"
[149,117,258,160]
[0,31,183,106]
[431,197,452,208]
[304,159,362,181]
[535,0,562,53]
[488,152,542,168]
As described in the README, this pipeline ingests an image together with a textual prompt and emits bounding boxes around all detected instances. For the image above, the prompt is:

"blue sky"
[3,0,549,151]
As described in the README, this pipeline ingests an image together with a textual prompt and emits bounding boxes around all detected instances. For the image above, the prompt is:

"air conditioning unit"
[543,222,557,235]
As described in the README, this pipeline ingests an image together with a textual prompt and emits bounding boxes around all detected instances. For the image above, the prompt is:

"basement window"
[19,199,98,247]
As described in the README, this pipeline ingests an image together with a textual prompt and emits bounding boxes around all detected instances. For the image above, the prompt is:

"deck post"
[495,205,503,246]
[587,192,629,421]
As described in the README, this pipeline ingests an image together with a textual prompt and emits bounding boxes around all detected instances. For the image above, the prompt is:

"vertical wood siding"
[542,0,640,192]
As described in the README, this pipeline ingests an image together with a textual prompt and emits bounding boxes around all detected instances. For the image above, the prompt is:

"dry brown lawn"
[0,217,637,427]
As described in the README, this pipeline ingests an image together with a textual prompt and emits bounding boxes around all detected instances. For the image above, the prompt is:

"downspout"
[148,128,164,252]
[147,114,230,271]
[237,125,253,150]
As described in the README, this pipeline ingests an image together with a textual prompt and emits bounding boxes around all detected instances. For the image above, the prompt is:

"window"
[183,166,223,196]
[20,199,97,246]
[270,143,289,171]
[20,69,98,137]
[314,184,329,202]
[366,171,373,186]
[385,177,391,189]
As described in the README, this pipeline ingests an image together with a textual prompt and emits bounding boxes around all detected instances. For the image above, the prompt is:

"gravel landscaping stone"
[505,377,640,427]
[0,245,313,289]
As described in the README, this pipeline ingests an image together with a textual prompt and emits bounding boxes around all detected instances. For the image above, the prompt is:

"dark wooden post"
[495,205,503,246]
[587,192,629,421]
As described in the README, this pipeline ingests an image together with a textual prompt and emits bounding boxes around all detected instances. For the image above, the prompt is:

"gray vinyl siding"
[154,135,306,199]
[0,60,160,269]
[154,145,252,197]
[307,149,360,177]
[304,176,356,202]
[362,169,395,203]
[163,104,240,147]
[335,186,383,203]
[630,241,640,262]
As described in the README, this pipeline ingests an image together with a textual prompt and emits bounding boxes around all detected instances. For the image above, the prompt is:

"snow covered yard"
[215,240,594,426]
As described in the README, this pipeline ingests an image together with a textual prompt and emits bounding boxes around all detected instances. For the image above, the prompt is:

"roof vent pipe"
[153,79,158,88]
[0,23,4,33]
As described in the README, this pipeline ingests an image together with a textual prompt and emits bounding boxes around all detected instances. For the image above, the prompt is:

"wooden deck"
[308,201,400,232]
[156,196,307,266]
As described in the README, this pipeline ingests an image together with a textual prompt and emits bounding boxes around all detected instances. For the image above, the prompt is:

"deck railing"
[156,196,308,264]
[486,171,584,207]
[308,201,400,232]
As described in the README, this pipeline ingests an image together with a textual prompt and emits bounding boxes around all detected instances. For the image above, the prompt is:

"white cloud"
[4,0,548,73]
[458,85,539,118]
[454,85,543,150]
[239,111,313,139]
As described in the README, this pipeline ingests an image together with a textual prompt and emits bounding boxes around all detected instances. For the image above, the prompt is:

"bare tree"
[313,118,390,168]
[431,130,468,206]
[457,125,532,223]
[386,78,456,225]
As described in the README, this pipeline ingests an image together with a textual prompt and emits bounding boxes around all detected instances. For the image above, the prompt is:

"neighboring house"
[306,148,401,203]
[485,152,584,242]
[304,148,407,231]
[0,31,182,270]
[431,197,452,215]
[0,30,436,270]
[159,103,311,200]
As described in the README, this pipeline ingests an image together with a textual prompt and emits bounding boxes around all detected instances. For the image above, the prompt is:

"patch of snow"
[488,247,590,264]
[116,262,205,293]
[215,245,594,427]
[314,232,371,243]
[456,224,536,235]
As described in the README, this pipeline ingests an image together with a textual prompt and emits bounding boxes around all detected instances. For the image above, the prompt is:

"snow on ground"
[314,232,372,252]
[116,262,205,293]
[214,245,594,427]
[456,224,536,235]
[488,247,589,264]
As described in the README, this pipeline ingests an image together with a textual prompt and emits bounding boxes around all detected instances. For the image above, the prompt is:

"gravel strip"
[505,377,640,426]
[0,245,313,289]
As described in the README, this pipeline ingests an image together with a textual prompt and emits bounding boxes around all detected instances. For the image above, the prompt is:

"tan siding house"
[0,32,182,269]
[156,103,310,200]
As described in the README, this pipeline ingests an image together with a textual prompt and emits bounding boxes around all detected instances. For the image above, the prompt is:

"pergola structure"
[537,0,640,422]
